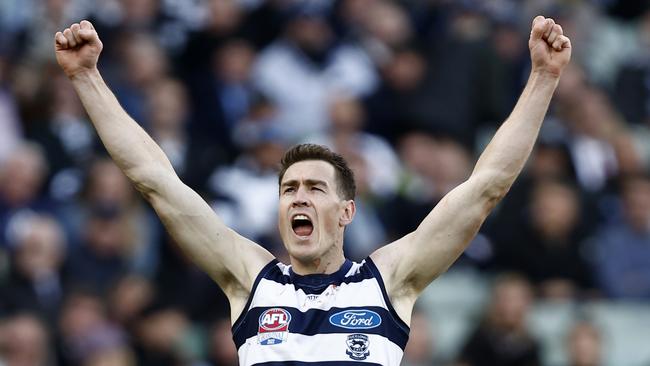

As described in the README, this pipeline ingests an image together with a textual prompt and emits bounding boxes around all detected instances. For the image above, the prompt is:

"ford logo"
[329,309,382,330]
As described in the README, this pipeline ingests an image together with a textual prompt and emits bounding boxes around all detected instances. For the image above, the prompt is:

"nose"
[292,186,310,207]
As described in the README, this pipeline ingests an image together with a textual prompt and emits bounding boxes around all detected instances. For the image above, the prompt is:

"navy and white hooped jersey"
[231,257,410,366]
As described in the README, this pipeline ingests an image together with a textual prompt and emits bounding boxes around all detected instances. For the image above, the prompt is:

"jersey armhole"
[231,258,279,333]
[365,257,411,335]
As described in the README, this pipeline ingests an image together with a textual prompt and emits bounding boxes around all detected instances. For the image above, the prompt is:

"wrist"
[68,67,101,82]
[530,67,562,82]
[528,69,562,90]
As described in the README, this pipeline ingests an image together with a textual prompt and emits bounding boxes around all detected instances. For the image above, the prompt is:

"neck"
[290,249,346,275]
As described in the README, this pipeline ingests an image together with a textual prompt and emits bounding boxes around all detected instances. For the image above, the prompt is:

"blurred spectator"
[90,0,188,58]
[81,346,136,366]
[187,39,258,160]
[401,308,435,366]
[489,140,582,245]
[338,150,388,260]
[28,73,97,201]
[494,179,595,299]
[342,0,414,65]
[0,142,55,248]
[1,215,66,323]
[64,157,160,277]
[208,120,286,252]
[0,54,23,164]
[65,205,132,293]
[205,317,238,366]
[133,306,195,366]
[107,275,155,329]
[144,76,222,190]
[382,130,472,240]
[0,313,52,366]
[364,46,430,143]
[11,0,86,64]
[253,1,378,141]
[557,85,641,192]
[592,174,650,299]
[154,232,229,322]
[109,31,171,125]
[312,97,402,197]
[57,290,127,366]
[456,273,540,366]
[565,321,603,366]
[179,0,248,73]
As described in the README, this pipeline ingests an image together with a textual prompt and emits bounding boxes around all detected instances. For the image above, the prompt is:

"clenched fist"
[529,16,571,77]
[54,20,103,78]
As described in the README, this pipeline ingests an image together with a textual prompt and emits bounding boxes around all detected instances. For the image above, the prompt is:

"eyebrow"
[281,179,328,188]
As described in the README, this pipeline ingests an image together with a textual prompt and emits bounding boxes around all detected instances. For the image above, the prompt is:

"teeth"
[293,214,309,221]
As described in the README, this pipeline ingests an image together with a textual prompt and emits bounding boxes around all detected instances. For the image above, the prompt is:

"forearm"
[70,69,174,187]
[472,71,559,197]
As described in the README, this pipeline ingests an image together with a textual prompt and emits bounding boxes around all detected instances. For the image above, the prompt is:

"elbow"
[125,165,176,198]
[471,171,512,209]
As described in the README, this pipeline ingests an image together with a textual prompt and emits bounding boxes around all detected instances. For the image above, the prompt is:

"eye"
[311,186,324,192]
[283,187,295,194]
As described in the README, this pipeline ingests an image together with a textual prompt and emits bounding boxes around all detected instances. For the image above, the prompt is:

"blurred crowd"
[1,0,650,365]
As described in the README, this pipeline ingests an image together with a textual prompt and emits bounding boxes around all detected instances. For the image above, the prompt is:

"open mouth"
[291,214,314,237]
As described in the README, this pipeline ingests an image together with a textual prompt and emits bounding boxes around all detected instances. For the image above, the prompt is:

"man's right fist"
[54,20,103,78]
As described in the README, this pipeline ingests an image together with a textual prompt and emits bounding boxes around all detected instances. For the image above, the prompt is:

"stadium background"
[1,0,650,365]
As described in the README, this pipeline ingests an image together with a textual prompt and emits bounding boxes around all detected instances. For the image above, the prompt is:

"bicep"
[374,176,496,296]
[144,173,274,297]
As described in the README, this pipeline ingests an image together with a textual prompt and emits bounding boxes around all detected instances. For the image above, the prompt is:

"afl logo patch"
[258,308,291,345]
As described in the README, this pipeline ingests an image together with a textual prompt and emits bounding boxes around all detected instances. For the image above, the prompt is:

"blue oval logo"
[329,309,382,330]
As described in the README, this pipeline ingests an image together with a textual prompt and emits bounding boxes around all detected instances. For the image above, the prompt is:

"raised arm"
[371,16,572,322]
[54,21,274,318]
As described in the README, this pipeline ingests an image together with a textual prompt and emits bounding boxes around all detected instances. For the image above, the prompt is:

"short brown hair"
[278,144,356,200]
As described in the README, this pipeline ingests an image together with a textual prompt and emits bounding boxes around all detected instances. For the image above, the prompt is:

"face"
[278,160,355,267]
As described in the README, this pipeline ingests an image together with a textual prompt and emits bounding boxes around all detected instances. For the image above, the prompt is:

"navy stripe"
[233,305,408,350]
[252,362,383,366]
[259,262,375,295]
[232,259,279,334]
[364,257,410,335]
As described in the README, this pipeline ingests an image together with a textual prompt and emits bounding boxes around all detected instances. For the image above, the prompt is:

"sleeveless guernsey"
[231,257,410,366]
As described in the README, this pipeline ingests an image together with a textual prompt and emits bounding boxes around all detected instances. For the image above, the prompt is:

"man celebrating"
[54,15,570,365]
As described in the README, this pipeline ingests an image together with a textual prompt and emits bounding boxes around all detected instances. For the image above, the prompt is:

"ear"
[339,199,356,227]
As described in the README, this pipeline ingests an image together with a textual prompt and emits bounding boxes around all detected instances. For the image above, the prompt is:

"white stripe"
[250,277,388,312]
[237,332,404,366]
[344,260,365,278]
[277,262,291,276]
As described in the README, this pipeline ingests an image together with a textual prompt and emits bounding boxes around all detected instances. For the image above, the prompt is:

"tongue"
[294,224,313,237]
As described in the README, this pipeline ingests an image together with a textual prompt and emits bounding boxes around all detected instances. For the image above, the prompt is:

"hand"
[528,16,571,77]
[54,20,103,78]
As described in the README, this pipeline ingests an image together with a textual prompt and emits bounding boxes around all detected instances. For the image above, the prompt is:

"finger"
[543,18,556,39]
[559,35,571,49]
[80,19,95,31]
[54,31,68,49]
[547,24,563,44]
[78,20,98,43]
[530,16,549,41]
[70,23,83,45]
[552,35,571,51]
[63,28,77,48]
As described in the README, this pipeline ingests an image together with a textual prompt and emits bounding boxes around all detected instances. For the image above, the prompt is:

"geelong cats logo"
[258,308,291,345]
[346,334,370,360]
